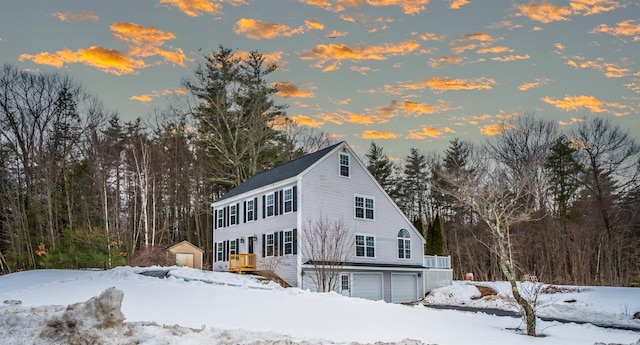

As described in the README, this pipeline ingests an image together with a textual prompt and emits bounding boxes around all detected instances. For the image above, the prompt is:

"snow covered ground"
[0,266,638,345]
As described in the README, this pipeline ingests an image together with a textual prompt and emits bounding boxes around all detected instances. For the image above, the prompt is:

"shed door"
[391,273,418,303]
[351,273,383,300]
[176,253,194,268]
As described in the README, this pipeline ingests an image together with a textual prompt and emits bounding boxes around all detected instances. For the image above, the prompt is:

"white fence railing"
[423,255,451,269]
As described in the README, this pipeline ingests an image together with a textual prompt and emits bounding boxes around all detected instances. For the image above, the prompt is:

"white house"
[212,141,452,303]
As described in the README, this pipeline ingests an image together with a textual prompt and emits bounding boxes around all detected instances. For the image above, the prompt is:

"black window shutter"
[262,234,266,257]
[292,186,297,212]
[279,231,284,256]
[262,195,266,218]
[243,201,247,223]
[213,242,217,262]
[253,197,258,218]
[274,191,279,215]
[214,210,218,229]
[279,190,284,215]
[292,229,298,255]
[235,238,240,254]
[224,240,229,261]
[224,206,228,227]
[236,203,240,224]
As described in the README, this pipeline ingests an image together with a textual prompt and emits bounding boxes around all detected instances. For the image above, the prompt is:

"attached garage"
[391,273,418,303]
[351,273,383,300]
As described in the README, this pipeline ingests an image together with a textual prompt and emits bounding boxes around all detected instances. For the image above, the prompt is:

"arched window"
[397,229,411,259]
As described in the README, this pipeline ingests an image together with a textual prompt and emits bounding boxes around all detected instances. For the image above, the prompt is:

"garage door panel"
[351,273,383,300]
[391,274,418,303]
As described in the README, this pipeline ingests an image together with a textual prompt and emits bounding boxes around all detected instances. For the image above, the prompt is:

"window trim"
[355,234,376,258]
[354,195,375,220]
[216,242,223,262]
[283,188,293,214]
[266,194,275,217]
[265,233,275,257]
[229,204,237,226]
[216,209,224,228]
[246,198,256,222]
[397,229,411,260]
[284,229,293,255]
[339,152,350,178]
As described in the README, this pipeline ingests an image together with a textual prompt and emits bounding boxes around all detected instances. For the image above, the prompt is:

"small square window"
[355,196,374,220]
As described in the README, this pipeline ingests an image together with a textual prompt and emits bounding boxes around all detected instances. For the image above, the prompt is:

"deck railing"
[423,255,451,269]
[229,254,256,273]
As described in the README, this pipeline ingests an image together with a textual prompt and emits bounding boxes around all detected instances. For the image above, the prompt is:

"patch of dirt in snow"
[0,288,427,345]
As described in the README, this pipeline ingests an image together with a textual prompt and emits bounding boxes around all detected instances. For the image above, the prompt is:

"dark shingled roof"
[215,141,343,202]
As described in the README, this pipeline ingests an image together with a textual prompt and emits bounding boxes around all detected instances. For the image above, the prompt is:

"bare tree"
[435,142,543,336]
[302,216,353,292]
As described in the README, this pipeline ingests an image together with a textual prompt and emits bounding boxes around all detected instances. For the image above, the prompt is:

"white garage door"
[351,273,383,300]
[391,273,418,303]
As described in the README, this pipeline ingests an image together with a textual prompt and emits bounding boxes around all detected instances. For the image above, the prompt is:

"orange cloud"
[234,50,286,70]
[19,22,184,75]
[53,11,99,22]
[491,54,531,62]
[20,46,146,75]
[514,1,572,23]
[327,30,348,38]
[367,0,429,15]
[408,126,455,139]
[451,32,495,54]
[419,32,446,41]
[476,46,513,54]
[591,20,640,41]
[300,40,420,71]
[542,95,613,113]
[565,56,631,78]
[570,0,625,16]
[131,88,182,103]
[234,18,304,39]
[488,20,523,30]
[558,117,586,126]
[291,115,323,127]
[406,76,496,93]
[428,56,463,68]
[275,82,315,98]
[480,124,509,136]
[449,0,470,9]
[305,19,325,30]
[320,110,390,125]
[300,0,363,12]
[130,95,153,102]
[158,0,223,16]
[625,81,640,94]
[377,100,456,117]
[361,130,400,139]
[518,78,551,91]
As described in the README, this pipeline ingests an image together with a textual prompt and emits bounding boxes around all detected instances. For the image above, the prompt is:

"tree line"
[1,46,638,290]
[0,47,330,272]
[365,115,640,288]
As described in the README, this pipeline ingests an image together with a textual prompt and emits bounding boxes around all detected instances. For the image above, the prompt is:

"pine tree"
[365,141,397,198]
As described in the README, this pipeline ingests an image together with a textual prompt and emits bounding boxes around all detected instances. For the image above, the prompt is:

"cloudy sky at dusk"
[2,0,639,159]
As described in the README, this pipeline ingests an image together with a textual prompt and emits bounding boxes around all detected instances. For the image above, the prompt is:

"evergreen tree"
[365,141,397,198]
[400,148,429,221]
[425,213,444,255]
[544,135,583,220]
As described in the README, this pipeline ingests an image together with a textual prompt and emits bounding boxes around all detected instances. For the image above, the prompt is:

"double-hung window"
[229,240,237,255]
[216,209,224,228]
[216,242,223,261]
[265,233,275,257]
[283,188,293,213]
[355,195,374,220]
[339,153,350,177]
[266,194,275,217]
[398,229,411,259]
[356,234,375,258]
[284,230,293,254]
[246,199,256,221]
[229,204,237,225]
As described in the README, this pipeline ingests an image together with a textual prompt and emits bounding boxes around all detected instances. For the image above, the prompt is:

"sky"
[1,266,639,344]
[1,0,640,159]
